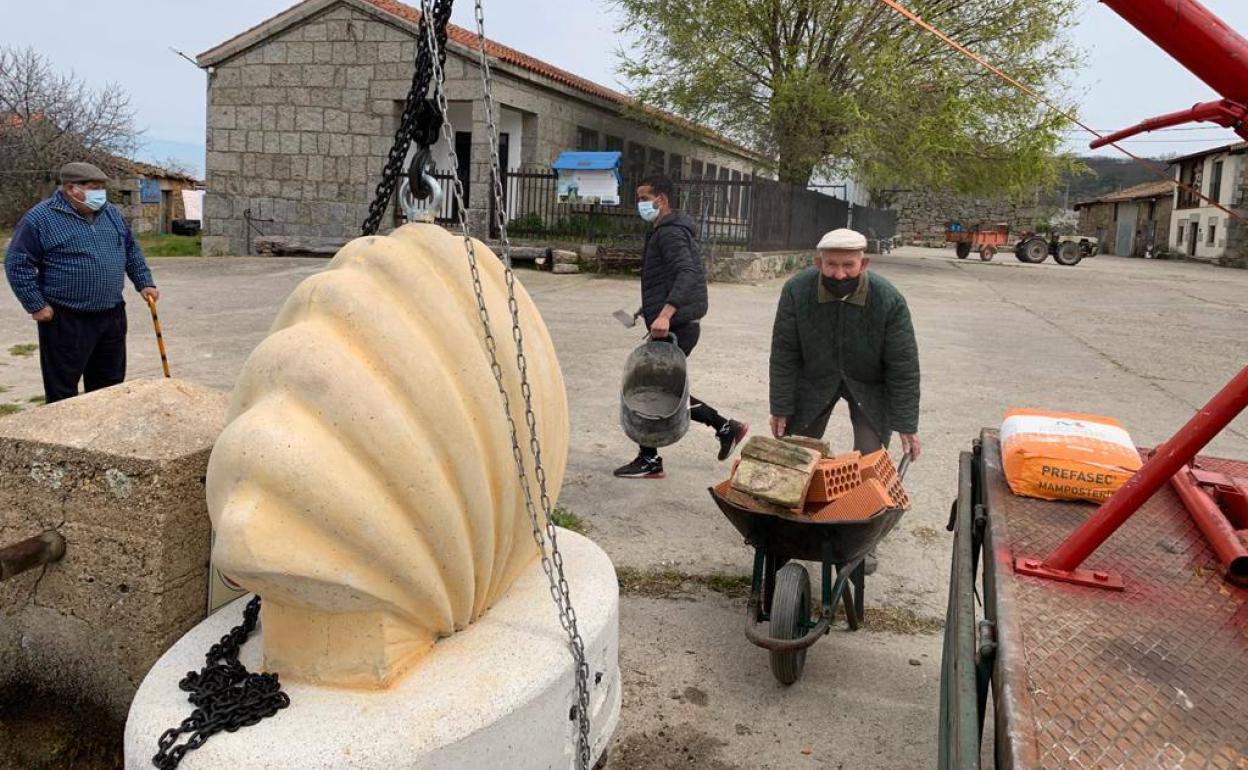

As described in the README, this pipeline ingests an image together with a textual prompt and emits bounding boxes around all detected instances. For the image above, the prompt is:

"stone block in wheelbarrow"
[730,437,820,509]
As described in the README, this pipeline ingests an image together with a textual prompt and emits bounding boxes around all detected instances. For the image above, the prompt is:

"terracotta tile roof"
[1077,179,1176,207]
[364,0,630,104]
[361,0,757,157]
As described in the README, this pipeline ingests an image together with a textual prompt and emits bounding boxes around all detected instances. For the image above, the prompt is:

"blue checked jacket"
[4,191,156,314]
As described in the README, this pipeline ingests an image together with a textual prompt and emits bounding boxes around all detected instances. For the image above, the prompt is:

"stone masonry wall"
[1224,157,1248,268]
[201,2,763,256]
[891,190,1041,246]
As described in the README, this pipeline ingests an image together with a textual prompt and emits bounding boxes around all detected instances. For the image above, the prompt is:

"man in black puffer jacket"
[614,175,749,479]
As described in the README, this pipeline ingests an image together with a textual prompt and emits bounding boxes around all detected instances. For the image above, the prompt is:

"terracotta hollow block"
[808,479,893,522]
[859,449,911,510]
[805,452,863,504]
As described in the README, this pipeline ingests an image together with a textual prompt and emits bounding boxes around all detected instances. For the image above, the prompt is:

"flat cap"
[816,228,867,251]
[59,162,110,184]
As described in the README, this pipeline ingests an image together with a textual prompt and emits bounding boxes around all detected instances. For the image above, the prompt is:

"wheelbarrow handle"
[897,453,913,482]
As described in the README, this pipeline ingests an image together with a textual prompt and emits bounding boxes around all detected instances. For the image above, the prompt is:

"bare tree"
[0,46,139,225]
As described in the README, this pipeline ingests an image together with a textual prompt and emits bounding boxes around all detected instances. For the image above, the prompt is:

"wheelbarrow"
[707,455,912,684]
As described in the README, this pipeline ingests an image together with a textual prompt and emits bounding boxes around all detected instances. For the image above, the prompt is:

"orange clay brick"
[807,478,893,521]
[805,452,862,504]
[859,450,911,510]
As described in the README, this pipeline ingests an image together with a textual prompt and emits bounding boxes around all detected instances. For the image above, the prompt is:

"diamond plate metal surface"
[982,433,1248,770]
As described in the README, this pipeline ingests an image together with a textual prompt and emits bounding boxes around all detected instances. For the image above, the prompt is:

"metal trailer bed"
[940,431,1248,769]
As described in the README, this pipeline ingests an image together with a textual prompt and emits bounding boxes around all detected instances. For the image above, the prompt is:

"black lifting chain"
[151,596,289,769]
[361,0,455,235]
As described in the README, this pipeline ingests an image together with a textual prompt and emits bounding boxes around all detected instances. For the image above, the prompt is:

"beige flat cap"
[59,162,110,184]
[816,228,867,251]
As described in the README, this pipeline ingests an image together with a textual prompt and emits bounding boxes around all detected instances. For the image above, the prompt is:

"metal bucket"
[620,334,690,447]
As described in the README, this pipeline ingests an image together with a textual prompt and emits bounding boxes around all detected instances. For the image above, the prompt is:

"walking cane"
[145,295,171,378]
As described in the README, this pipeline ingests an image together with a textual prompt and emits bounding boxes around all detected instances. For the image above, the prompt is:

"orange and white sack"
[1000,409,1142,503]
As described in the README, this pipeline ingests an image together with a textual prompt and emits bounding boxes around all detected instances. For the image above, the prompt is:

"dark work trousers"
[36,303,128,404]
[791,385,885,454]
[639,321,727,458]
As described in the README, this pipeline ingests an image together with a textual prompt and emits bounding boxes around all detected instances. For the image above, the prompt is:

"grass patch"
[615,566,945,634]
[27,395,44,404]
[0,404,22,416]
[616,566,752,600]
[8,344,37,358]
[864,606,945,635]
[550,506,588,534]
[137,233,201,257]
[0,228,12,244]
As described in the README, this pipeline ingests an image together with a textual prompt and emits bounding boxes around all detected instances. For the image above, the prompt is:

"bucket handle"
[641,331,679,348]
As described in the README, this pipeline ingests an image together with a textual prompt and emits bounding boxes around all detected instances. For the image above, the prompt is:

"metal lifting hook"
[400,173,444,223]
[400,148,443,223]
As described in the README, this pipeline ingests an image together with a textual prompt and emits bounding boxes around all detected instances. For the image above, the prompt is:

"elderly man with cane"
[768,228,920,573]
[5,162,159,403]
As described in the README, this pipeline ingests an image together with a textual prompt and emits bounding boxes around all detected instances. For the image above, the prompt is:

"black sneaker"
[614,454,665,479]
[716,420,750,461]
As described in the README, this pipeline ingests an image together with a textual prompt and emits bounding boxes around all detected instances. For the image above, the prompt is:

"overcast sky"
[3,0,1245,178]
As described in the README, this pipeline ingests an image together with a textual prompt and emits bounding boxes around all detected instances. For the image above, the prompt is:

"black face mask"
[821,274,859,298]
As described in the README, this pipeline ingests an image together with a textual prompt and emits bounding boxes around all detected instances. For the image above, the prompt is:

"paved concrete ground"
[2,245,1246,769]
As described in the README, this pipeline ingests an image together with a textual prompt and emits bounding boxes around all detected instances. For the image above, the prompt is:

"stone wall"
[1077,202,1116,254]
[111,177,197,235]
[890,190,1041,246]
[707,250,813,284]
[0,379,227,721]
[201,0,763,256]
[1225,159,1248,268]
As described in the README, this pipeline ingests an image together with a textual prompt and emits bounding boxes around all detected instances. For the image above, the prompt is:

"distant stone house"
[104,159,202,235]
[1073,180,1175,257]
[1168,142,1247,266]
[195,0,768,256]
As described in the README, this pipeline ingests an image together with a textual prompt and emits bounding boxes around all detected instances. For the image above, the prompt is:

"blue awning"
[551,151,621,172]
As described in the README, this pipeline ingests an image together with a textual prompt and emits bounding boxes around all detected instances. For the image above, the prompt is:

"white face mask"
[637,200,659,223]
[83,189,108,211]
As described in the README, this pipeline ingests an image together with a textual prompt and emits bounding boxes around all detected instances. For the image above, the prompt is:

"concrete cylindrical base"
[125,530,620,769]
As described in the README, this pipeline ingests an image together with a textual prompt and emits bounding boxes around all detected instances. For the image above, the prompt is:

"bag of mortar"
[1000,409,1143,503]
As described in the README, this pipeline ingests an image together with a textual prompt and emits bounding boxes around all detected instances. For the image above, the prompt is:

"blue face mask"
[637,200,660,223]
[82,189,108,211]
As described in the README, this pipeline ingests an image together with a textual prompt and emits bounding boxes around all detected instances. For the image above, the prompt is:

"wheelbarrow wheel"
[769,563,811,685]
[955,241,971,259]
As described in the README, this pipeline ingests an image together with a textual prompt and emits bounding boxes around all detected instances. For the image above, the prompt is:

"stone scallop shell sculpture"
[205,224,569,688]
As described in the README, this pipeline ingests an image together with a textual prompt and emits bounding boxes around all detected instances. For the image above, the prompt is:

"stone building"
[104,159,201,235]
[1073,180,1175,257]
[196,0,766,256]
[1168,141,1246,267]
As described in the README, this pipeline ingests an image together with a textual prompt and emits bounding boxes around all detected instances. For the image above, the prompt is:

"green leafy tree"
[613,0,1082,198]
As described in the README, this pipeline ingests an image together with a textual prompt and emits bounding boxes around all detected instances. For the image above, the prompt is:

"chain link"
[151,597,289,769]
[418,2,593,766]
[361,0,453,236]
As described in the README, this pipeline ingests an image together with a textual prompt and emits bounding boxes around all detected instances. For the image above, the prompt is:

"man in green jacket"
[769,228,920,570]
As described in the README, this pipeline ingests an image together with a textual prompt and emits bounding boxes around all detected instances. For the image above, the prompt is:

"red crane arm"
[1093,0,1248,146]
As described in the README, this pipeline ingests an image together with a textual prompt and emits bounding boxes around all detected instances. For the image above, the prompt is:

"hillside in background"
[1045,155,1167,208]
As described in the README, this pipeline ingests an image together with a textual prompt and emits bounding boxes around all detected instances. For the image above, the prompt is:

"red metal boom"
[1091,0,1248,147]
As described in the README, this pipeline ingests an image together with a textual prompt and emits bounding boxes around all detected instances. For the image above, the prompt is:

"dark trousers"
[639,322,726,458]
[792,387,885,454]
[37,303,128,404]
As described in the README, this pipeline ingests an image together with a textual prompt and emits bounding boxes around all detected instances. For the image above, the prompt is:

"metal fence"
[494,167,754,250]
[851,204,898,241]
[471,165,894,253]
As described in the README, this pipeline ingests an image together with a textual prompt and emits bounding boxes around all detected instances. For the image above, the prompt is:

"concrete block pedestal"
[125,530,620,769]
